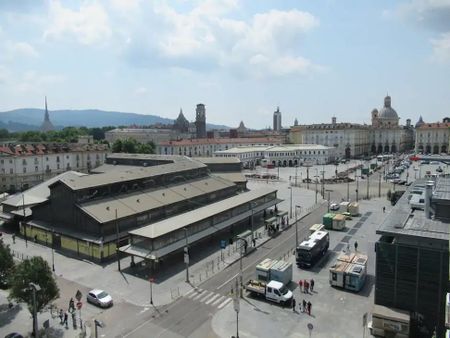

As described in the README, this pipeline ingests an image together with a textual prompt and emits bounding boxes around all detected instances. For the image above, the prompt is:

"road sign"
[233,297,240,313]
[220,240,226,249]
[307,323,313,331]
[76,301,82,310]
[75,290,82,301]
[149,277,155,283]
[184,252,189,264]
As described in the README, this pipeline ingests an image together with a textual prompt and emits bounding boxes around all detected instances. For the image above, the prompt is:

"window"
[23,167,26,173]
[57,164,60,170]
[56,156,60,163]
[22,159,27,165]
[332,273,337,281]
[10,168,13,174]
[35,166,38,172]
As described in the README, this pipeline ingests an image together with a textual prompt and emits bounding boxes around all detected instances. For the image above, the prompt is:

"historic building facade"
[289,95,414,159]
[414,118,450,154]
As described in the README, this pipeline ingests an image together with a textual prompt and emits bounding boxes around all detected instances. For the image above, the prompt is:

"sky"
[0,0,449,129]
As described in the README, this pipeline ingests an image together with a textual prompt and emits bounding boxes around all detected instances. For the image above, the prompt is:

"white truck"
[245,280,293,305]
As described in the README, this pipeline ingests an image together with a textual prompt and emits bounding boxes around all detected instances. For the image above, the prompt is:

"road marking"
[187,288,203,299]
[205,293,221,305]
[216,273,239,290]
[191,290,206,301]
[199,291,214,303]
[217,297,232,309]
[184,288,196,298]
[211,295,225,306]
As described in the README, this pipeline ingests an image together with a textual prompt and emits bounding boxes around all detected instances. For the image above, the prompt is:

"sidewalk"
[0,289,91,338]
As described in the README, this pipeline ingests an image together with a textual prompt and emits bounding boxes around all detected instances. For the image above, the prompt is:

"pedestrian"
[69,298,75,313]
[307,301,312,315]
[63,311,68,327]
[298,279,303,293]
[59,309,64,324]
[252,238,256,247]
[304,280,309,294]
[382,206,386,213]
[310,279,315,292]
[347,242,350,252]
[354,241,359,252]
[302,299,307,313]
[12,233,15,244]
[292,298,296,312]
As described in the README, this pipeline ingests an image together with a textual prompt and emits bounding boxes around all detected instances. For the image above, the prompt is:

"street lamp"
[51,229,55,273]
[183,227,190,283]
[29,282,41,338]
[326,189,333,213]
[236,237,247,295]
[287,187,293,219]
[94,319,104,338]
[149,277,155,305]
[295,205,302,249]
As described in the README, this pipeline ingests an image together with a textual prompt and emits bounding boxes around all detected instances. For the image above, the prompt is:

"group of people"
[298,278,314,294]
[291,298,312,315]
[58,298,77,329]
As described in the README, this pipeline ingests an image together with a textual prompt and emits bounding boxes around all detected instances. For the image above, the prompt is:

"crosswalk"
[184,288,232,310]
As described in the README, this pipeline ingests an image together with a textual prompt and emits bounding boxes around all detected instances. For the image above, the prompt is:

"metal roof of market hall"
[54,155,206,191]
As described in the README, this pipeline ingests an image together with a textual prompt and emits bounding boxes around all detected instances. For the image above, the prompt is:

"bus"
[296,230,329,268]
[376,154,394,162]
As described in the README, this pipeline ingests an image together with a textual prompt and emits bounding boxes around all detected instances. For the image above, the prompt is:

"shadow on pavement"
[0,303,22,326]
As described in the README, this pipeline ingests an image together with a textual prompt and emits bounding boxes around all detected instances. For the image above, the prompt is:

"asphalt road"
[120,203,328,338]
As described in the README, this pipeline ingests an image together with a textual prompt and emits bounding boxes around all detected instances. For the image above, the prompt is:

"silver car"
[87,289,113,308]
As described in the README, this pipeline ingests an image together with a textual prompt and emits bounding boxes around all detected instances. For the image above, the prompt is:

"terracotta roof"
[417,122,450,130]
[0,143,108,157]
[159,137,282,146]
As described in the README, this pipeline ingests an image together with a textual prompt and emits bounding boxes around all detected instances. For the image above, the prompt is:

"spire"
[44,96,50,122]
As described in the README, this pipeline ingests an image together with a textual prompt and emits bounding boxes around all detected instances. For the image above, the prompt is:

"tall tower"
[195,103,206,138]
[273,106,282,131]
[40,96,55,132]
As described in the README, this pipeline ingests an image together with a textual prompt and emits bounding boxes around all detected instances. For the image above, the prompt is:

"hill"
[0,108,229,131]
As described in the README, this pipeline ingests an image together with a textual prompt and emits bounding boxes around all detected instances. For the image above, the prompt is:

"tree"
[0,241,14,288]
[112,139,123,153]
[8,256,59,314]
[122,138,137,153]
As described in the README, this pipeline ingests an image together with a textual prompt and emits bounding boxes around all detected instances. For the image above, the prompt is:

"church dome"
[378,95,398,119]
[415,116,425,128]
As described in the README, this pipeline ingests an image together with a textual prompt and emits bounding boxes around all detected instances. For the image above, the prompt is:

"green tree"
[112,139,123,152]
[0,128,9,140]
[122,138,137,153]
[0,241,14,288]
[8,256,59,314]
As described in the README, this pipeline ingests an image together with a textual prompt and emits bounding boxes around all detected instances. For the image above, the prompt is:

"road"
[119,203,328,338]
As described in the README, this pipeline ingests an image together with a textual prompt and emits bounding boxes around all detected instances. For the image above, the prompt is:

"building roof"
[376,179,449,242]
[106,128,173,134]
[193,157,241,164]
[378,96,399,120]
[129,187,277,239]
[159,137,282,146]
[55,156,206,191]
[2,171,87,208]
[416,122,450,130]
[291,122,369,130]
[78,176,236,223]
[0,143,108,157]
[211,172,247,183]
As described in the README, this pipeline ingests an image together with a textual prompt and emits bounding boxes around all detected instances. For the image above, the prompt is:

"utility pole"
[295,165,298,187]
[321,169,325,198]
[315,177,318,204]
[295,206,301,248]
[115,209,121,271]
[366,169,370,200]
[288,187,293,219]
[184,228,190,283]
[356,176,359,202]
[326,190,331,212]
[378,173,381,198]
[306,167,310,189]
[22,193,27,247]
[29,283,41,338]
[346,164,350,201]
[250,203,254,245]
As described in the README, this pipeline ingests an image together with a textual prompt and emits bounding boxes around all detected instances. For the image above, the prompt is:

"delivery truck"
[245,280,293,305]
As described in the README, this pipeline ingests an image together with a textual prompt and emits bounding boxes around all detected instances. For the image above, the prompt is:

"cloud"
[44,0,111,45]
[15,71,65,93]
[431,32,450,62]
[134,87,149,95]
[6,41,39,58]
[390,0,450,62]
[124,3,321,78]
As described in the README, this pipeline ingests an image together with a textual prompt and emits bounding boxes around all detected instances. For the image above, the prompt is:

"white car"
[87,289,113,308]
[330,203,340,211]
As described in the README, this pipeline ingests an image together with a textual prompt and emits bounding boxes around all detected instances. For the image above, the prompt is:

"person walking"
[302,299,307,313]
[354,241,359,252]
[382,206,386,213]
[298,279,303,293]
[69,298,75,313]
[59,309,64,324]
[304,280,309,294]
[12,233,15,244]
[63,311,68,327]
[292,298,296,312]
[310,279,315,292]
[307,301,312,316]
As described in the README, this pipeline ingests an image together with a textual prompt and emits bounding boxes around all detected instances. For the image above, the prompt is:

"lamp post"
[22,193,27,247]
[378,173,382,198]
[288,187,293,219]
[149,277,154,305]
[295,165,298,187]
[115,209,121,271]
[183,227,190,283]
[356,175,359,202]
[346,164,350,201]
[94,319,104,338]
[29,282,41,338]
[295,205,302,249]
[51,229,55,273]
[236,237,246,295]
[326,190,333,213]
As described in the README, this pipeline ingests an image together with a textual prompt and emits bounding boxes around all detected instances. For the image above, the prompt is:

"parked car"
[87,289,113,308]
[330,203,340,211]
[436,167,443,173]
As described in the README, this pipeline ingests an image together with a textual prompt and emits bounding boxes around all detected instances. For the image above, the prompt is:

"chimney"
[425,181,434,219]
